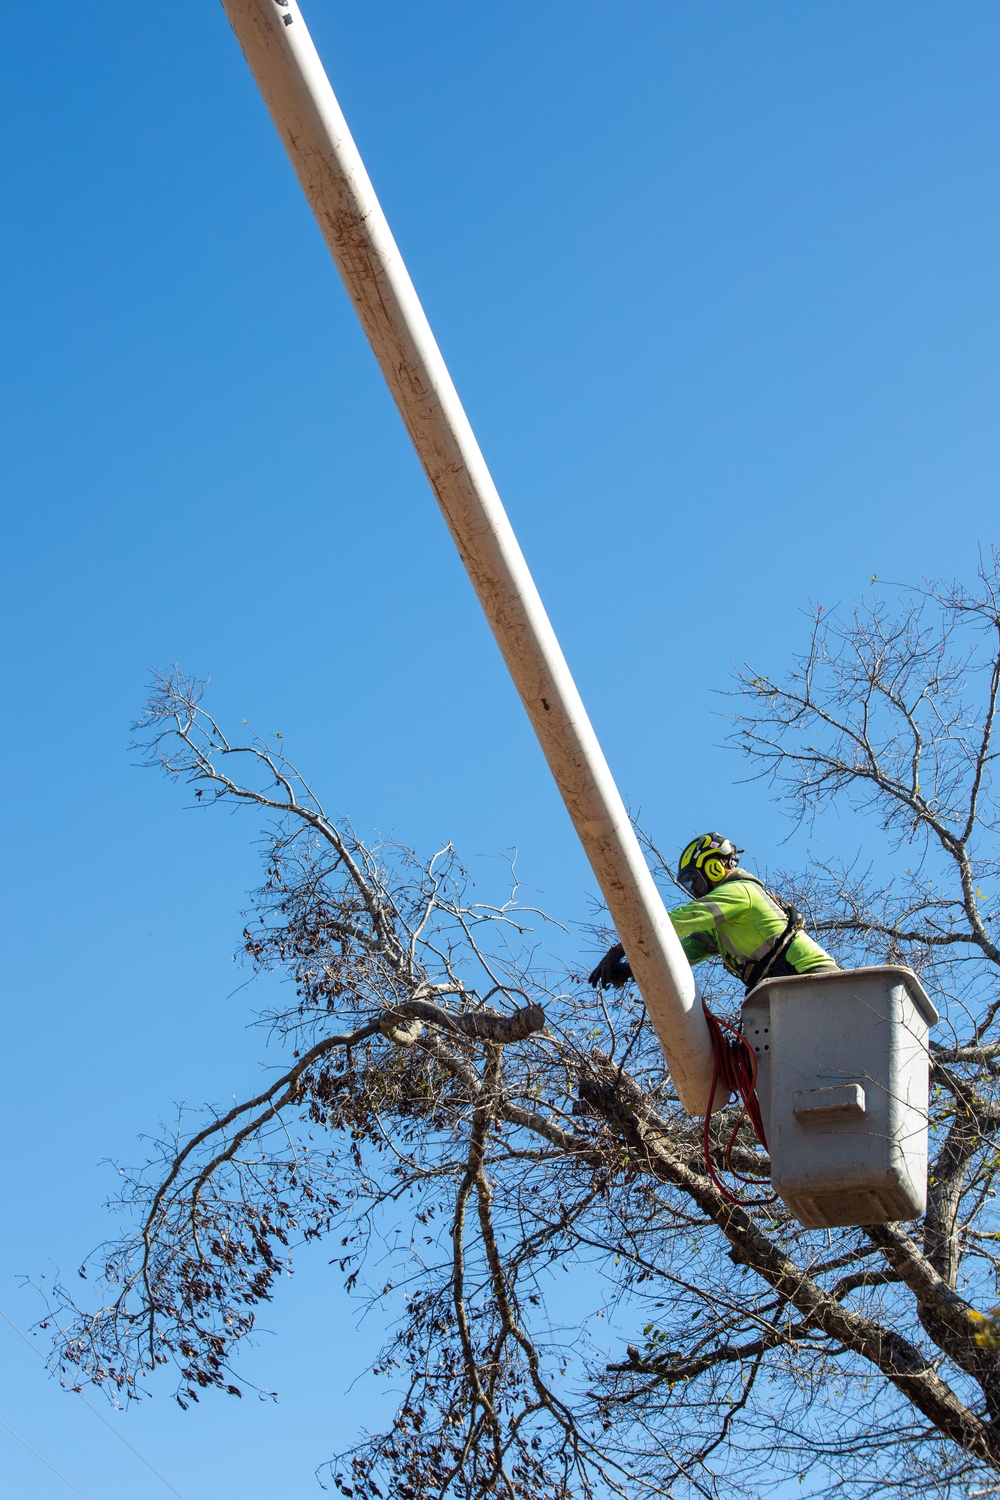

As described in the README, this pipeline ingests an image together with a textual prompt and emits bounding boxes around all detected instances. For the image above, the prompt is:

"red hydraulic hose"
[701,1003,775,1206]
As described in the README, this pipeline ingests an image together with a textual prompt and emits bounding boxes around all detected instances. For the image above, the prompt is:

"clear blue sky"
[3,3,999,1495]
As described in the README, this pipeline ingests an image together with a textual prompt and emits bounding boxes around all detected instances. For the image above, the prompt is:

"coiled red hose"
[701,1002,775,1206]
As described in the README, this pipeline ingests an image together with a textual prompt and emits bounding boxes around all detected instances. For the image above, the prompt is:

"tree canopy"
[46,558,1000,1498]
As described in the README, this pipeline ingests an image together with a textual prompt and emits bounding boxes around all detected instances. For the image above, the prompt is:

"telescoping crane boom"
[218,0,719,1115]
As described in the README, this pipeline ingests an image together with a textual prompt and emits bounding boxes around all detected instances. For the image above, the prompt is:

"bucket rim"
[745,964,939,1028]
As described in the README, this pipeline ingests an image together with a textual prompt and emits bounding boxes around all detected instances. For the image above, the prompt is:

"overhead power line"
[0,1412,93,1498]
[0,1306,187,1500]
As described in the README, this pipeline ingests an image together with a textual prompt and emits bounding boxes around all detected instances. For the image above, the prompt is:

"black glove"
[588,942,633,989]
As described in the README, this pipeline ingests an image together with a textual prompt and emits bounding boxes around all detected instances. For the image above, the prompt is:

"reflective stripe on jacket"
[667,870,834,982]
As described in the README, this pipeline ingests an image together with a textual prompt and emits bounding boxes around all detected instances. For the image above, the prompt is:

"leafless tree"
[43,553,1000,1498]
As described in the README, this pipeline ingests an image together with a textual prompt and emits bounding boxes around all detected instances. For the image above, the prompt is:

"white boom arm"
[219,0,718,1113]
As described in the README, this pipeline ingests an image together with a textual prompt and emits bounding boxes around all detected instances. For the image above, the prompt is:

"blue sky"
[3,2,999,1494]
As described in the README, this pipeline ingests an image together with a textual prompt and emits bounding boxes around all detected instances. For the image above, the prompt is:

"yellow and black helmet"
[677,833,741,891]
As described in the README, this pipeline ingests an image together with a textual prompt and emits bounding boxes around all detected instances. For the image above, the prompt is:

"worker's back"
[670,869,836,988]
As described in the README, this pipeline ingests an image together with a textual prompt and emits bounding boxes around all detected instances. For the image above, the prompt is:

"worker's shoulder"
[711,870,758,906]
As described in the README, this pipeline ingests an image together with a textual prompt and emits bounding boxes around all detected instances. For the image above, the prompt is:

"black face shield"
[679,867,707,898]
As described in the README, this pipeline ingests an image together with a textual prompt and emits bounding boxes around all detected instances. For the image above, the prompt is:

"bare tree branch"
[42,562,1000,1496]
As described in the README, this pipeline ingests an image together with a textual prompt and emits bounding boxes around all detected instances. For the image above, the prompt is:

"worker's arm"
[590,912,722,984]
[787,929,839,973]
[679,929,718,966]
[667,882,753,941]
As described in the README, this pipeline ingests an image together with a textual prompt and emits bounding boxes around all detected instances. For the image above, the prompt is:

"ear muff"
[702,856,726,883]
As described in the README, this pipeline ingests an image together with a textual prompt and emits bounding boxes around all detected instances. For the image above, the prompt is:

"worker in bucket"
[588,832,837,993]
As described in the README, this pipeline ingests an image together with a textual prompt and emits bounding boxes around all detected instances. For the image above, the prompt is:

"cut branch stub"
[383,999,545,1045]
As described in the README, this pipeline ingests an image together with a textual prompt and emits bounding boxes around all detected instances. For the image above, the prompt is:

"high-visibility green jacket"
[668,870,835,986]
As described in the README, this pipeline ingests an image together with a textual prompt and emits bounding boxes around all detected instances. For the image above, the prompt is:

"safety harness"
[700,871,806,993]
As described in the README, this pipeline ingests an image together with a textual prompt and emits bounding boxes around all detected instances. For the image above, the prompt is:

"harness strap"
[713,872,805,990]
